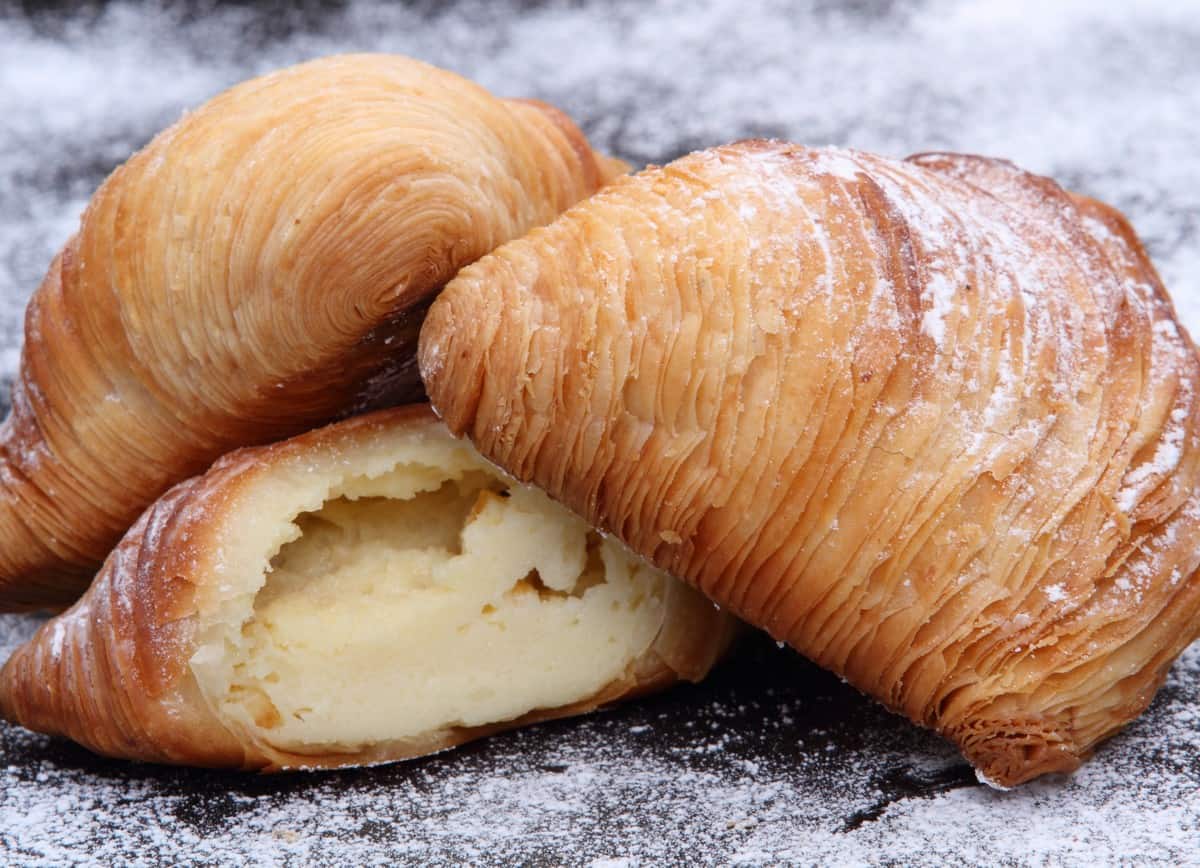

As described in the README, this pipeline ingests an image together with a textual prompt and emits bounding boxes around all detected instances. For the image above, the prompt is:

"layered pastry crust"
[0,406,736,768]
[0,53,622,609]
[419,141,1200,786]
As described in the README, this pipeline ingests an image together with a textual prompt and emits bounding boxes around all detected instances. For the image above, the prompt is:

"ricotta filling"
[190,429,669,753]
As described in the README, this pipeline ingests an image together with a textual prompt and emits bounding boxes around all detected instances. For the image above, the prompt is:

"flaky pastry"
[0,53,622,609]
[0,406,736,768]
[419,140,1200,786]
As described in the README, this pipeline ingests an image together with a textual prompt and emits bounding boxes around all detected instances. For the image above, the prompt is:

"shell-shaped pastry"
[0,405,737,768]
[419,140,1200,787]
[0,53,622,609]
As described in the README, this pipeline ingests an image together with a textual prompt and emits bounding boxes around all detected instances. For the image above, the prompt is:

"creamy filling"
[190,431,669,754]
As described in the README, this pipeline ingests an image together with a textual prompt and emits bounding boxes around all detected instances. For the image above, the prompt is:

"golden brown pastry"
[418,140,1200,787]
[0,405,736,769]
[0,53,623,610]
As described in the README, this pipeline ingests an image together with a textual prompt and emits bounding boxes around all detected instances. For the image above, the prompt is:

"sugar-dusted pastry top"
[419,140,1200,787]
[0,53,622,610]
[0,406,736,769]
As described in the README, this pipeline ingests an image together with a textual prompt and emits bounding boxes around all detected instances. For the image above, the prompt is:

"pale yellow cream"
[187,425,670,754]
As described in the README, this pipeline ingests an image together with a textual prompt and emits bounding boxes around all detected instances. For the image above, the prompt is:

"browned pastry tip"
[0,53,622,611]
[418,139,1200,787]
[0,405,737,769]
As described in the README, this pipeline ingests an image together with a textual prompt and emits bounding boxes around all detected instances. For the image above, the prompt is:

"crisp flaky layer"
[0,407,736,769]
[419,141,1200,786]
[0,54,623,610]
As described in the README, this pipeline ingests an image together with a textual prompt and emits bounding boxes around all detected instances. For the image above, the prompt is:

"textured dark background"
[1,1,1199,864]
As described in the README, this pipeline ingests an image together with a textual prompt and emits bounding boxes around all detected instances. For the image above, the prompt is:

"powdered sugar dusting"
[1,623,1198,864]
[1,0,1199,862]
[1118,404,1188,513]
[808,149,865,182]
[1,0,1198,384]
[920,272,958,345]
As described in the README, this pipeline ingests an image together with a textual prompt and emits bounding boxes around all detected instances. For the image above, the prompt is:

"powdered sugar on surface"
[2,620,1198,866]
[1,0,1199,864]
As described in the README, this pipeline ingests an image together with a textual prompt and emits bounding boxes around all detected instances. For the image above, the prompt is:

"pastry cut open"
[0,406,736,769]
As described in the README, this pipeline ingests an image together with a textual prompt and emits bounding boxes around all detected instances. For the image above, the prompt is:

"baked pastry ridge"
[418,140,1200,786]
